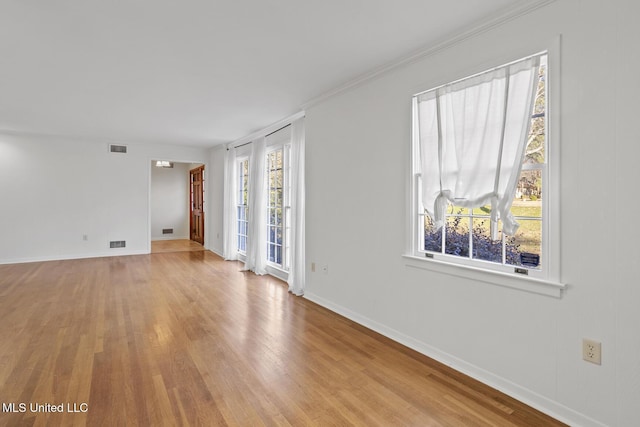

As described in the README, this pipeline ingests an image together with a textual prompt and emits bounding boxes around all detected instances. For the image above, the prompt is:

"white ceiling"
[0,0,525,147]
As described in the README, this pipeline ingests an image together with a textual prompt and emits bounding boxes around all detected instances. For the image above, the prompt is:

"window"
[411,53,550,280]
[266,149,283,266]
[266,145,291,270]
[237,158,249,254]
[234,131,292,271]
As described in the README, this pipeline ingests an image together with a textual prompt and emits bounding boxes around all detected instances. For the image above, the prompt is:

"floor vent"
[109,144,127,154]
[162,228,173,235]
[109,240,126,248]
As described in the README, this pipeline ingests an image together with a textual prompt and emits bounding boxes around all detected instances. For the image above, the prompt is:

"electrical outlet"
[582,339,601,365]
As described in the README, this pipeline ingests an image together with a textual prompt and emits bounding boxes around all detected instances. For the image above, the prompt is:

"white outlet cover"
[582,339,602,365]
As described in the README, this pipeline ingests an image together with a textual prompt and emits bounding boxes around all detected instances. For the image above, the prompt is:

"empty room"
[1,1,638,426]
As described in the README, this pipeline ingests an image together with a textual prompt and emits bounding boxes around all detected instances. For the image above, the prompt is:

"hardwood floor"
[151,239,205,253]
[0,251,565,426]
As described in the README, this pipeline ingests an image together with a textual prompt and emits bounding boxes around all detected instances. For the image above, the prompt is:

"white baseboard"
[208,247,224,258]
[151,235,190,241]
[265,265,289,282]
[0,249,150,265]
[303,291,606,427]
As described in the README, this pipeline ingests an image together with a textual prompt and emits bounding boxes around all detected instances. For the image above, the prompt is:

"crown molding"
[301,0,557,110]
[228,110,305,149]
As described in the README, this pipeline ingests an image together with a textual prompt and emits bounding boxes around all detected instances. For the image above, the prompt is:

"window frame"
[236,156,249,255]
[265,145,291,270]
[265,133,292,273]
[407,46,563,295]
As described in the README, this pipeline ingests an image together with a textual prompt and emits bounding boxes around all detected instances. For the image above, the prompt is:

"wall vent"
[109,240,126,248]
[109,144,127,154]
[162,228,173,235]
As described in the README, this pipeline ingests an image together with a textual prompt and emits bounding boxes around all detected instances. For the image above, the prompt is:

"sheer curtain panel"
[417,55,540,238]
[243,137,268,274]
[287,118,306,295]
[222,147,238,260]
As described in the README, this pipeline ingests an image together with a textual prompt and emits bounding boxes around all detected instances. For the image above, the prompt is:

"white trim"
[265,264,289,282]
[209,248,224,258]
[265,147,287,270]
[403,255,566,298]
[0,250,150,265]
[150,236,190,241]
[302,0,557,110]
[413,50,547,98]
[545,35,562,286]
[147,156,208,254]
[229,111,305,149]
[303,291,606,427]
[236,157,250,254]
[409,45,560,286]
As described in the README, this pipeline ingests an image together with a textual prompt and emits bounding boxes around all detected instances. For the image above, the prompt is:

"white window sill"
[402,255,566,298]
[266,263,289,282]
[234,255,289,282]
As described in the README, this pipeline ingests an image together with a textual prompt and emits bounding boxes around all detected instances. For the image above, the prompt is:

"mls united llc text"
[2,402,88,413]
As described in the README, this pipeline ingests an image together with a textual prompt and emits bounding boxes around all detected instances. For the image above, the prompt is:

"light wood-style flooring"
[151,239,205,253]
[0,250,565,426]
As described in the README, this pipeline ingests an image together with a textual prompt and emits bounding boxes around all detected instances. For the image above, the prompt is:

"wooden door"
[190,165,205,245]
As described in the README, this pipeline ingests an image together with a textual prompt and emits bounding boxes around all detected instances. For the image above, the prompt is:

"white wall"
[3,1,638,424]
[150,162,191,240]
[208,146,225,256]
[0,133,209,263]
[303,1,640,426]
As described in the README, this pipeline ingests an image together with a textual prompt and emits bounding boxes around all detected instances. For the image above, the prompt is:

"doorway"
[190,165,205,245]
[150,161,205,253]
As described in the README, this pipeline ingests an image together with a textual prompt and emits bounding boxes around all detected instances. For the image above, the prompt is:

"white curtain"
[287,118,305,295]
[243,137,268,275]
[417,55,540,238]
[222,146,238,260]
